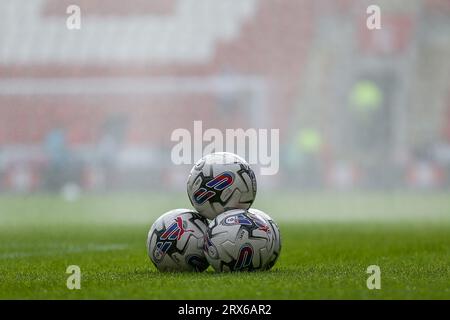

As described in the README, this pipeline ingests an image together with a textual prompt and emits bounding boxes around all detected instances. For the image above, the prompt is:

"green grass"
[0,192,449,299]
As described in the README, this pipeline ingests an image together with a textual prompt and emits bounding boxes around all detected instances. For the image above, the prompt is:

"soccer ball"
[147,209,209,272]
[187,152,257,219]
[204,209,273,272]
[248,208,281,270]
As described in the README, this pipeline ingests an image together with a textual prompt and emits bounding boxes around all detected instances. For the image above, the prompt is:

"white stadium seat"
[0,0,257,65]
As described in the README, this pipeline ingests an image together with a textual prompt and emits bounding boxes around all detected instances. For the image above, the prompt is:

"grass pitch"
[0,192,449,299]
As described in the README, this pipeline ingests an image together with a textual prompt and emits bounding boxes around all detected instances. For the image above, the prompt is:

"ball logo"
[193,171,235,205]
[223,213,253,226]
[249,213,271,234]
[154,217,194,262]
[234,244,254,270]
[193,189,215,205]
[161,217,194,241]
[204,234,219,259]
[153,242,171,262]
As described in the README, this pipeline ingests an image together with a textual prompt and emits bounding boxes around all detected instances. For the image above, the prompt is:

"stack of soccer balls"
[146,152,281,272]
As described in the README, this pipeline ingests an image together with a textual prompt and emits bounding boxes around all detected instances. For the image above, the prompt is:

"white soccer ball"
[248,208,281,270]
[204,209,273,272]
[147,209,209,272]
[187,152,257,219]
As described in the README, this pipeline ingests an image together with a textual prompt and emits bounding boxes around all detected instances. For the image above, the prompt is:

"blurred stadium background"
[1,0,450,196]
[1,0,450,300]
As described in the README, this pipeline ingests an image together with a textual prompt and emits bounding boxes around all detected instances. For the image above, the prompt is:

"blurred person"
[216,66,252,127]
[43,127,69,191]
[286,128,324,189]
[97,114,129,190]
[348,78,396,188]
[432,97,450,187]
[408,145,445,189]
[348,79,384,149]
[8,163,33,193]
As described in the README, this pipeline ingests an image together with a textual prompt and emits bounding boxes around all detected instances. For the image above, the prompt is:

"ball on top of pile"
[187,152,257,220]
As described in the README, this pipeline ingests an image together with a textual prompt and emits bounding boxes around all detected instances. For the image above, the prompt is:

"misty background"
[1,0,450,198]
